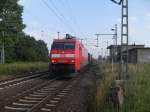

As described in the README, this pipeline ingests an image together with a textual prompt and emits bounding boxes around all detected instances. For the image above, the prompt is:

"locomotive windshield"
[52,42,75,49]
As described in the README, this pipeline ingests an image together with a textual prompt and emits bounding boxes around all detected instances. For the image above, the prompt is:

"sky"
[19,0,150,58]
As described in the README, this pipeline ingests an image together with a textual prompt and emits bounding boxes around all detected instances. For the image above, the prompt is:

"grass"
[96,62,117,112]
[122,64,150,112]
[0,62,48,76]
[96,63,150,112]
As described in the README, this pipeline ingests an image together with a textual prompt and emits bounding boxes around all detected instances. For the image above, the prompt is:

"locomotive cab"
[49,34,89,76]
[50,36,77,75]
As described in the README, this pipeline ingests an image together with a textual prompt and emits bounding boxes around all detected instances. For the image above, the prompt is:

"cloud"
[18,0,29,5]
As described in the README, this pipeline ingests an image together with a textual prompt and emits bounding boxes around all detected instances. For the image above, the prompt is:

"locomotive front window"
[52,43,64,49]
[52,42,75,49]
[64,43,75,49]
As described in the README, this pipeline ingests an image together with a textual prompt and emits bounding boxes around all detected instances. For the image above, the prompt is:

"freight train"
[49,34,92,75]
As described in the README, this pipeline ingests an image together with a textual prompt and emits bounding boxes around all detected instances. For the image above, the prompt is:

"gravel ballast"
[55,65,97,112]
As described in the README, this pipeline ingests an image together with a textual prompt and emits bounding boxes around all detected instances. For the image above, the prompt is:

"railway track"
[0,71,49,90]
[1,76,78,112]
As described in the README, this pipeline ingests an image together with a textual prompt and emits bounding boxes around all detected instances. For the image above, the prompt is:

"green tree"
[0,0,25,33]
[0,0,25,62]
[0,0,49,63]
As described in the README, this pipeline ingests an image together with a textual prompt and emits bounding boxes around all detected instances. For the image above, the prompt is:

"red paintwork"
[49,38,89,72]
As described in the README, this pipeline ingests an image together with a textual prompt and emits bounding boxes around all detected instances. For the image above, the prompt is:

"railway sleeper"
[19,99,41,103]
[41,88,50,91]
[38,89,50,92]
[34,92,49,95]
[10,103,33,108]
[41,108,52,112]
[50,100,59,103]
[12,102,34,107]
[4,106,29,112]
[46,104,56,107]
[53,97,61,100]
[29,94,46,97]
[40,97,62,111]
[24,96,43,100]
[57,94,65,97]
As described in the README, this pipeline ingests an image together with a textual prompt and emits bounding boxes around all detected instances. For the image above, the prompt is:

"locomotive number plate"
[58,60,66,63]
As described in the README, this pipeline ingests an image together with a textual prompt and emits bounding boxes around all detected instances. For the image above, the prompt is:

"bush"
[0,62,48,76]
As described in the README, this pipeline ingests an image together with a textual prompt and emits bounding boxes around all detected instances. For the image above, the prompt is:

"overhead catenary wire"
[57,0,77,28]
[41,0,76,35]
[1,3,67,41]
[24,8,60,33]
[45,0,86,39]
[62,0,86,38]
[58,0,80,31]
[48,0,77,35]
[41,0,91,48]
[32,0,97,52]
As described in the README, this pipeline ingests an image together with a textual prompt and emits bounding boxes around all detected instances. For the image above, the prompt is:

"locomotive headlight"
[52,60,56,63]
[71,60,75,63]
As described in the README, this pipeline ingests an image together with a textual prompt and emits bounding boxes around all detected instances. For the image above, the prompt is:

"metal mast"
[95,34,100,48]
[121,0,128,79]
[1,32,5,64]
[0,18,5,64]
[110,0,129,79]
[57,32,60,39]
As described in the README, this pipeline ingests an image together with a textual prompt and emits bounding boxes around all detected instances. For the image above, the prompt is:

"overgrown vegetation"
[96,63,150,112]
[96,62,116,112]
[0,62,48,75]
[122,64,150,112]
[0,0,48,63]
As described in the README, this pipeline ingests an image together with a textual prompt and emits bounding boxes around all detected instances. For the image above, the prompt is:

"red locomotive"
[49,34,91,75]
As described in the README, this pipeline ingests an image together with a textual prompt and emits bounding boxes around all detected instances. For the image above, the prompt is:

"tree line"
[0,0,48,63]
